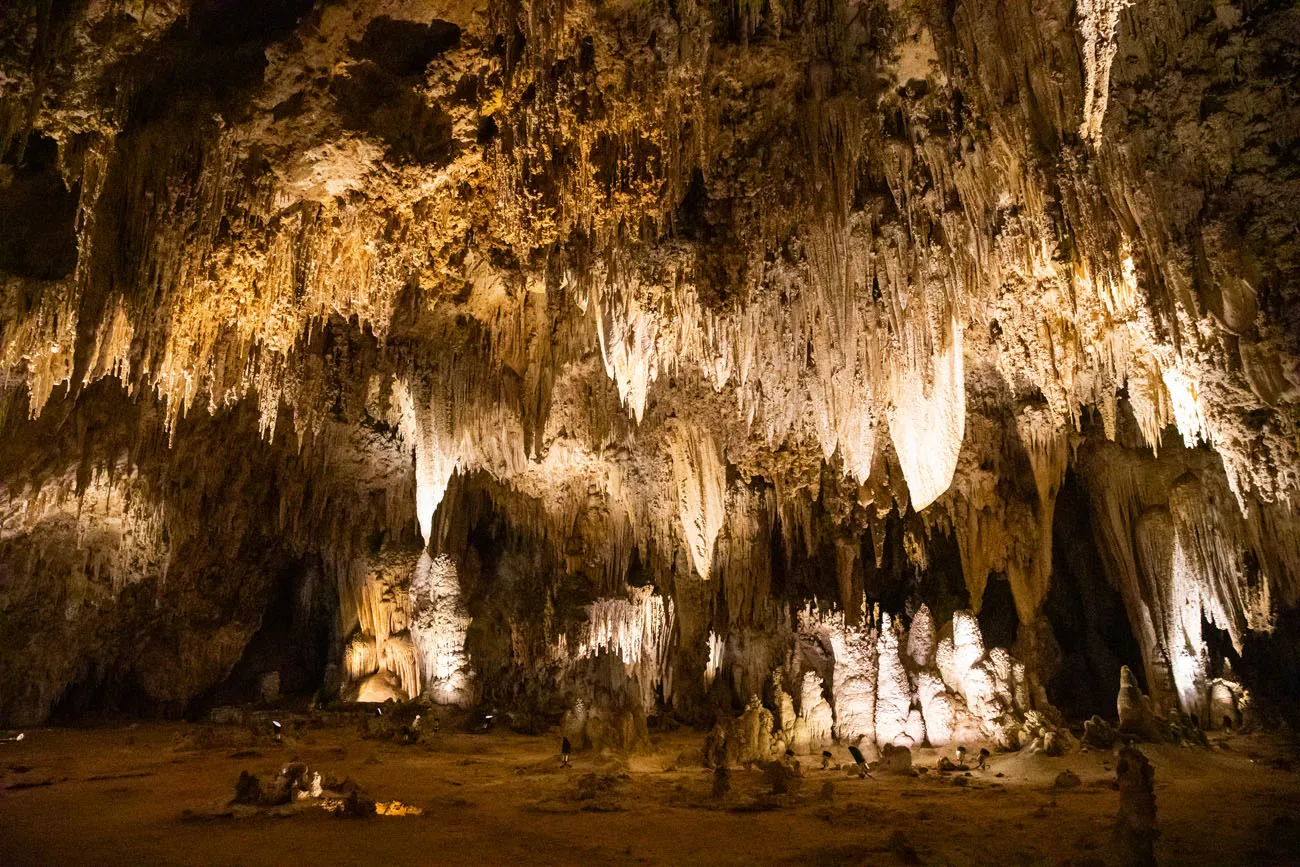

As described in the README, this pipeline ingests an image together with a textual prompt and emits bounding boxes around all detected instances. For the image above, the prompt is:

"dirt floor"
[2,717,1299,866]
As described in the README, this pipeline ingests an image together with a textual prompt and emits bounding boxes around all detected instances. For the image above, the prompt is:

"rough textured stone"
[0,0,1297,731]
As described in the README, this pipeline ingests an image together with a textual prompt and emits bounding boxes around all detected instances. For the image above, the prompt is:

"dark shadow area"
[197,557,339,712]
[1044,468,1145,718]
[978,575,1019,651]
[118,0,318,128]
[1239,608,1300,723]
[0,133,79,280]
[332,61,456,165]
[49,654,165,723]
[351,16,461,76]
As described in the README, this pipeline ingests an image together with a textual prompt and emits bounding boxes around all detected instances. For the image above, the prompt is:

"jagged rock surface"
[1,0,1298,726]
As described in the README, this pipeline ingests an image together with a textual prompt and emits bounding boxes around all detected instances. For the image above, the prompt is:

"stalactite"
[1078,0,1133,142]
[888,315,966,510]
[704,631,725,690]
[1080,433,1300,716]
[561,585,674,711]
[669,425,727,580]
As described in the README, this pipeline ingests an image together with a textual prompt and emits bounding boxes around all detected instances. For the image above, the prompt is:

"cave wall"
[1,0,1298,727]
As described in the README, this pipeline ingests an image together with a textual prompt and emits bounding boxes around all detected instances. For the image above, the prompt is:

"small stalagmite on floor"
[1115,744,1158,867]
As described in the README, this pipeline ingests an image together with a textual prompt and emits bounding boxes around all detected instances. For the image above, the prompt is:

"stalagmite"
[875,614,914,747]
[1117,665,1164,741]
[914,670,957,747]
[773,673,797,751]
[1114,744,1158,867]
[409,552,472,707]
[797,672,834,754]
[905,605,936,669]
[808,610,876,746]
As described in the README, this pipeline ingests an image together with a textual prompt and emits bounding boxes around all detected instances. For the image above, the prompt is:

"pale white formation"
[562,585,674,711]
[906,604,936,668]
[409,552,473,706]
[888,316,966,510]
[935,635,962,701]
[914,669,956,746]
[669,426,727,580]
[799,605,1050,750]
[591,279,660,424]
[576,586,673,667]
[704,631,725,689]
[1162,367,1209,449]
[962,658,1002,729]
[951,610,986,683]
[797,671,834,753]
[904,706,927,748]
[802,608,877,745]
[397,379,459,545]
[874,615,914,746]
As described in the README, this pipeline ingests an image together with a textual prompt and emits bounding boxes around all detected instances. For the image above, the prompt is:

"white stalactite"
[888,315,966,510]
[669,427,727,579]
[564,586,675,711]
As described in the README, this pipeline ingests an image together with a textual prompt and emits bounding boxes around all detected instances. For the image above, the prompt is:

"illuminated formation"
[0,0,1298,776]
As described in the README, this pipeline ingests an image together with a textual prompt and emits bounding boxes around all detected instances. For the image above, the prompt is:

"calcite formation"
[1,0,1298,734]
[409,551,472,706]
[801,605,1052,750]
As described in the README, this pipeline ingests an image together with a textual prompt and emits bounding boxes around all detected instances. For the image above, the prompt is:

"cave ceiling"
[1,0,1299,725]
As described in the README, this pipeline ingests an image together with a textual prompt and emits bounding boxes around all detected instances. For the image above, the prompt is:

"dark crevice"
[1045,468,1145,718]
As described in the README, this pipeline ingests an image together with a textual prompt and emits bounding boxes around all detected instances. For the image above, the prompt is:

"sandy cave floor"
[3,720,1300,866]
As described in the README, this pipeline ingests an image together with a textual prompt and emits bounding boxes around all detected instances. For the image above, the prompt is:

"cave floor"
[2,721,1299,866]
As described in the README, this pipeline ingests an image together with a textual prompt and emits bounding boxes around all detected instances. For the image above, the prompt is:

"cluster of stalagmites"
[702,605,1070,766]
[813,605,1069,754]
[1112,664,1248,745]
